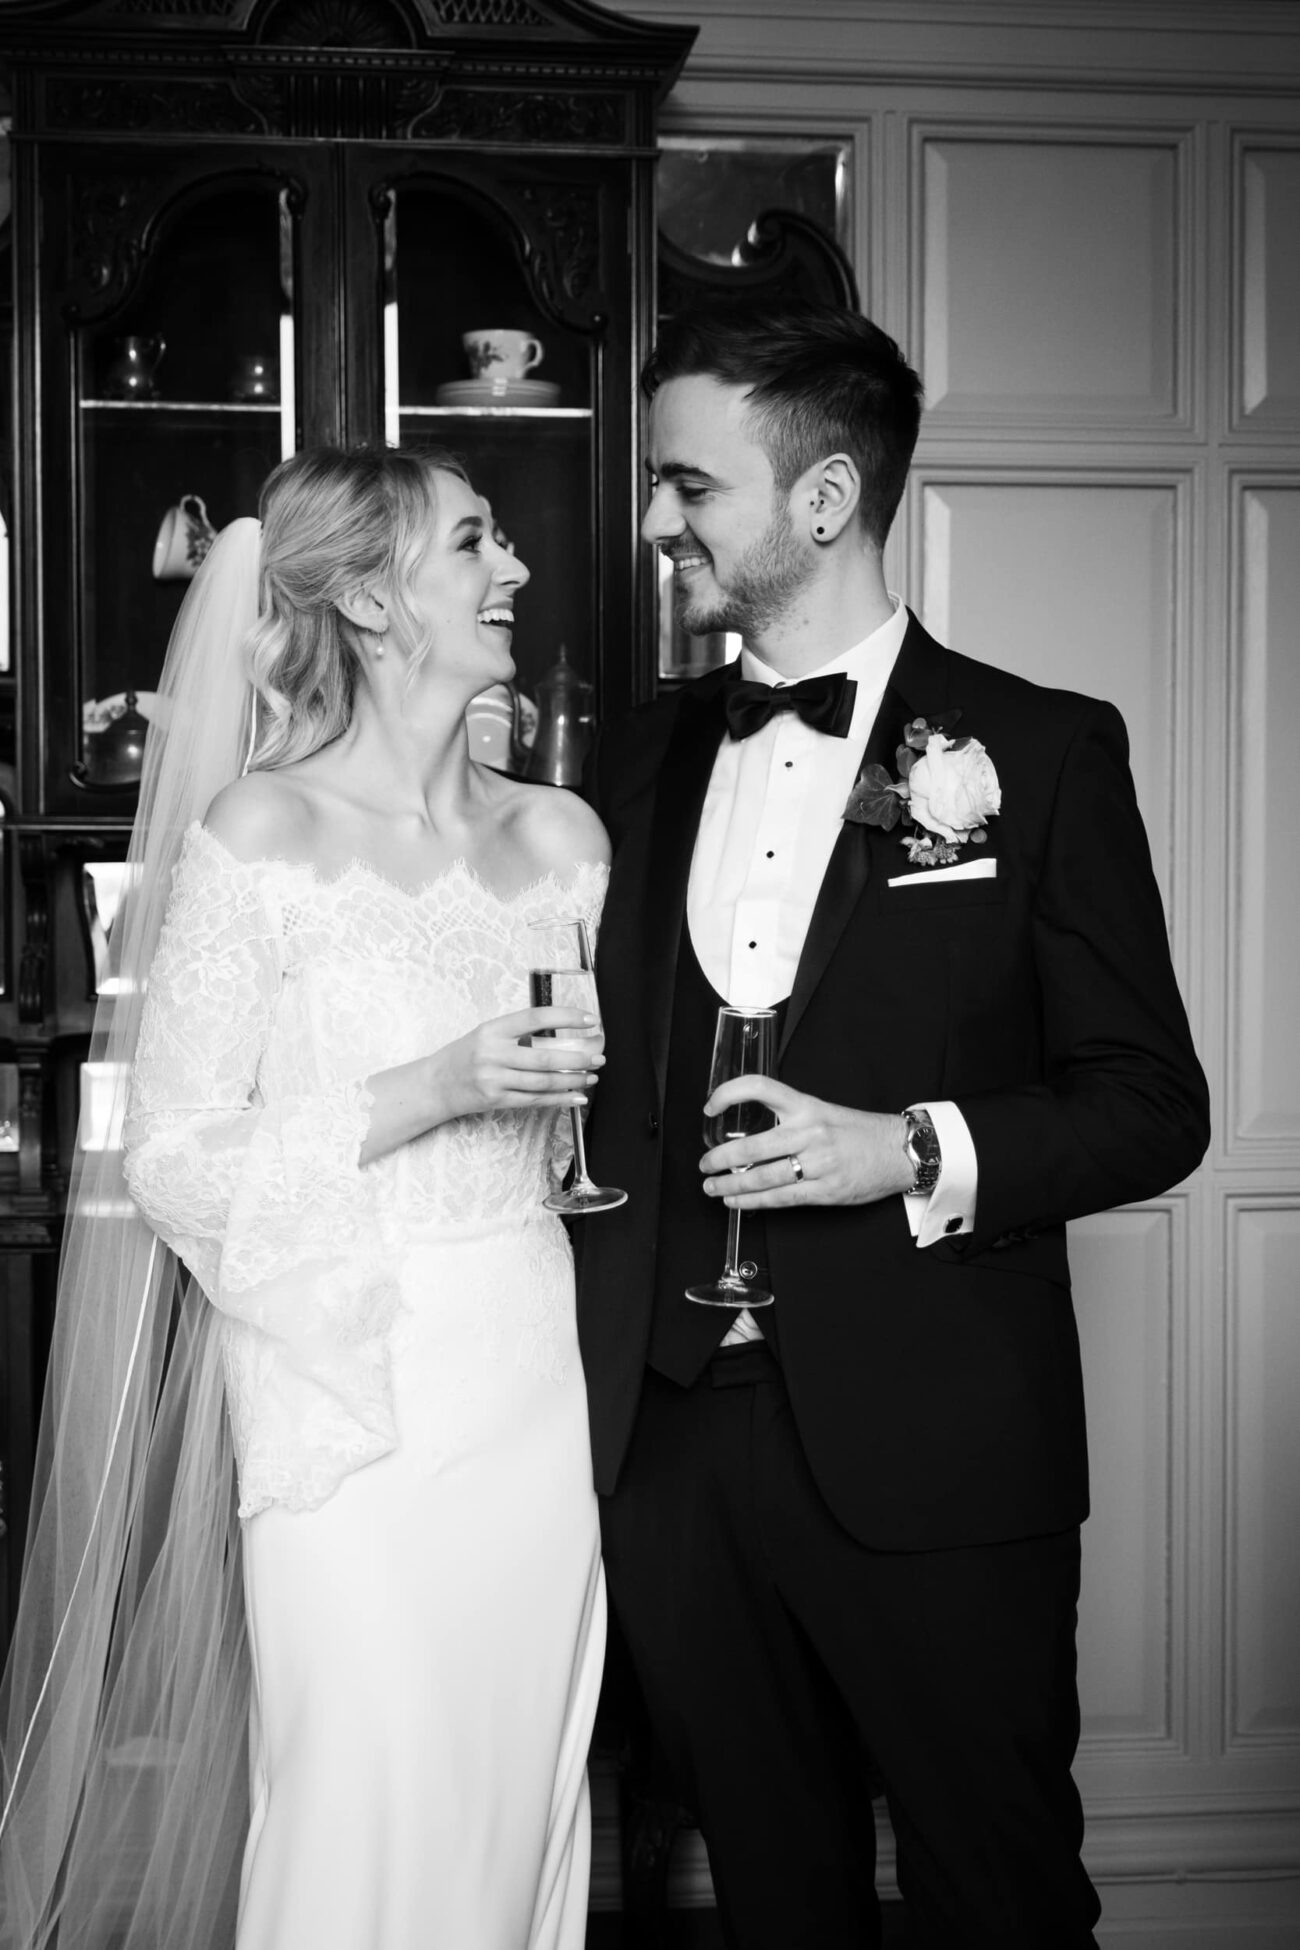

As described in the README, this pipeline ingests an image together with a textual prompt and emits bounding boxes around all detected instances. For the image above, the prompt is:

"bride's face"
[403,470,530,696]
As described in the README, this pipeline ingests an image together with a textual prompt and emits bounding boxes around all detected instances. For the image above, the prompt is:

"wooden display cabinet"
[0,0,694,1644]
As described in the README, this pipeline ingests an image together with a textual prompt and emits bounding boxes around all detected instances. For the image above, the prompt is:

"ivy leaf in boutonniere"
[841,709,1002,864]
[843,761,908,830]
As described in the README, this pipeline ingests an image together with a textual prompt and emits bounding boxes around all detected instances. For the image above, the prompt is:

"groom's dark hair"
[641,298,924,549]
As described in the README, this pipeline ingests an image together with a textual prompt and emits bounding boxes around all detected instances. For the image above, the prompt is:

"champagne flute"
[527,916,627,1215]
[686,1005,778,1306]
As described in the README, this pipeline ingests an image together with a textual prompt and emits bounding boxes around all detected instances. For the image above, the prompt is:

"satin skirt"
[236,1223,606,1950]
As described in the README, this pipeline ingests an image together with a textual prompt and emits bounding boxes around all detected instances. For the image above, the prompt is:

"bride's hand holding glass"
[424,1005,603,1121]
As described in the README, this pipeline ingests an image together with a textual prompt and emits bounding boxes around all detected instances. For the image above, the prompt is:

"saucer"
[435,378,562,407]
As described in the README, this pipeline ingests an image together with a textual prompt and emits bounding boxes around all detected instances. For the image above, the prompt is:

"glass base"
[545,1183,628,1215]
[685,1278,774,1308]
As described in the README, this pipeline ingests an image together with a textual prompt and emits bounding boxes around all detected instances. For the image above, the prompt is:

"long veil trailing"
[0,520,263,1950]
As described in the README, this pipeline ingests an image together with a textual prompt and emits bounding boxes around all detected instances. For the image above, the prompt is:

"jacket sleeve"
[956,699,1210,1248]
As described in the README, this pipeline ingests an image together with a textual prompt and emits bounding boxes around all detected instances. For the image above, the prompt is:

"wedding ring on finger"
[788,1154,805,1184]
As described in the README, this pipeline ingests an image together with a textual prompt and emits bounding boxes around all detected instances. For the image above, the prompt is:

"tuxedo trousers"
[600,1345,1101,1950]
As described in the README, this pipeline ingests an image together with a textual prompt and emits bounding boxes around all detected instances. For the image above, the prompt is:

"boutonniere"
[842,710,1002,867]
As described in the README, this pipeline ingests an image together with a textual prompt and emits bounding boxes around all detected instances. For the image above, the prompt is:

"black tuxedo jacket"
[577,614,1209,1551]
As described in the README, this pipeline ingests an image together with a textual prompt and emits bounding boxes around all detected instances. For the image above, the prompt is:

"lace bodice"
[123,822,608,1516]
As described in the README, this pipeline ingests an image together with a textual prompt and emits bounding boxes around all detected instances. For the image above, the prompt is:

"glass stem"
[721,1201,745,1281]
[569,1106,592,1188]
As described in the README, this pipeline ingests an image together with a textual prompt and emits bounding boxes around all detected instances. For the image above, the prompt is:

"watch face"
[905,1113,941,1191]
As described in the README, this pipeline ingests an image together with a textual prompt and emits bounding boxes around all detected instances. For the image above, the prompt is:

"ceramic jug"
[104,335,166,401]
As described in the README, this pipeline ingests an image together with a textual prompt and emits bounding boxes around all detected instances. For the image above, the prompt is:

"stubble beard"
[673,505,812,640]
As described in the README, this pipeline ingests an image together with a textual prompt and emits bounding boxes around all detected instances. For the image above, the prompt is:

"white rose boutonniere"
[843,711,1002,867]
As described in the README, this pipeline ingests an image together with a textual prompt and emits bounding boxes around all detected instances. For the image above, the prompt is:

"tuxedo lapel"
[642,672,729,1103]
[779,616,952,1060]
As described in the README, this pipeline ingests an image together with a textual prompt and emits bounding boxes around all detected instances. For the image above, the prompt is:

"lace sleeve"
[122,831,400,1487]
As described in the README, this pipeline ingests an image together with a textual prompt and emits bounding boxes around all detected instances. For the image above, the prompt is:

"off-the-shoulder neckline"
[186,818,609,908]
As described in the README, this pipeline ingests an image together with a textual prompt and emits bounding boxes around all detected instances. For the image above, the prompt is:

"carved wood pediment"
[4,0,691,55]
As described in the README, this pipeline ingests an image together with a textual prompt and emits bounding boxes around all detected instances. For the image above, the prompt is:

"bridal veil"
[0,520,262,1949]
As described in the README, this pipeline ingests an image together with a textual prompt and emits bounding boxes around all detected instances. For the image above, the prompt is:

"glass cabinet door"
[53,176,299,802]
[74,178,295,791]
[381,174,598,774]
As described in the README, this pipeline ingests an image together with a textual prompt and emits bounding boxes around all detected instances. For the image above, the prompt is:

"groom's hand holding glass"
[701,1076,917,1209]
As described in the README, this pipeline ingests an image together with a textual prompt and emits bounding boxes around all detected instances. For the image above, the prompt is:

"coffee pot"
[524,646,594,788]
[83,692,150,787]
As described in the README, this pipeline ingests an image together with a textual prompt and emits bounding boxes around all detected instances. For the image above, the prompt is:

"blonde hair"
[245,445,469,770]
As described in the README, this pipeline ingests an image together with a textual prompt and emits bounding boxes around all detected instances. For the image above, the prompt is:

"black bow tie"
[724,670,857,741]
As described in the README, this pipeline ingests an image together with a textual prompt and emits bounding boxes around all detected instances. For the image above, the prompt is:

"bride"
[0,446,610,1949]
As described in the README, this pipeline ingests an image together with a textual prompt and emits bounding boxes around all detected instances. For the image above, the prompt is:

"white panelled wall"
[603,3,1300,1942]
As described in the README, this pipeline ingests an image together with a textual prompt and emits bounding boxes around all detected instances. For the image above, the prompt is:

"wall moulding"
[600,0,1300,98]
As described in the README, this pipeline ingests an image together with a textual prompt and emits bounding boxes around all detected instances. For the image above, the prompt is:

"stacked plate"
[435,377,562,407]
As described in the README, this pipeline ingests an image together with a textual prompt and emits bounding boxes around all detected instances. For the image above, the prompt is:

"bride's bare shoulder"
[203,769,315,864]
[506,779,610,874]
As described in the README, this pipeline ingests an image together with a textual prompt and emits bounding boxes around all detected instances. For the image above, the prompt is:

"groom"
[578,299,1209,1947]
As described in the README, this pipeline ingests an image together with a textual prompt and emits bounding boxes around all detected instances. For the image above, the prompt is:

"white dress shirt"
[685,603,978,1338]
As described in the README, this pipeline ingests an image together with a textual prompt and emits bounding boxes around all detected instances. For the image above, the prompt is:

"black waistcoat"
[646,935,785,1386]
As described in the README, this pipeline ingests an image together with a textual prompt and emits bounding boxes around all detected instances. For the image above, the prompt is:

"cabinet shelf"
[401,405,593,421]
[81,399,281,414]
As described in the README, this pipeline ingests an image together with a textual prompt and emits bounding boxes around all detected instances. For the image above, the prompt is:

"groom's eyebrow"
[645,459,720,485]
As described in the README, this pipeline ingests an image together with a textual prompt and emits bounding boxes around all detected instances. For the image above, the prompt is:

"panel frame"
[906,115,1198,438]
[1072,1200,1183,1758]
[1229,129,1300,437]
[1223,1196,1300,1763]
[1224,470,1300,1158]
[903,460,1195,953]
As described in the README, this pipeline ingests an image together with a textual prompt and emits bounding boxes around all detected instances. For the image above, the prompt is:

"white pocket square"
[888,858,998,888]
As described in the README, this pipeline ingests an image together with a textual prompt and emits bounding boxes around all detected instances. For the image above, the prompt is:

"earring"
[814,524,827,539]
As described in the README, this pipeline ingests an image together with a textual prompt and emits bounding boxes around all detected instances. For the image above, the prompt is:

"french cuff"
[902,1099,978,1247]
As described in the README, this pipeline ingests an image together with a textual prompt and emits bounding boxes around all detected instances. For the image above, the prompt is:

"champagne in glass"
[686,1005,778,1307]
[526,917,627,1215]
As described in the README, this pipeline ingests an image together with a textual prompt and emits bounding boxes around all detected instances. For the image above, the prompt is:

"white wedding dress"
[122,823,608,1950]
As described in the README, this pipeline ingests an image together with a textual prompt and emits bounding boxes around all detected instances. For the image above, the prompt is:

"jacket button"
[647,1111,660,1137]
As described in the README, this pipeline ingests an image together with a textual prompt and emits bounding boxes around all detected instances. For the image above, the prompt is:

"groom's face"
[643,373,811,640]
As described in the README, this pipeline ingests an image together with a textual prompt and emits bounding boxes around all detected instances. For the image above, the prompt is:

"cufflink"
[944,1216,963,1235]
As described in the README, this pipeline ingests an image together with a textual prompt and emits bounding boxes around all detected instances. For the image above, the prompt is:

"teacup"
[462,328,544,383]
[152,493,217,581]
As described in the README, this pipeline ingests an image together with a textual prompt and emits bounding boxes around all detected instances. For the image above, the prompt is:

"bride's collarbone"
[296,815,560,902]
[241,759,576,898]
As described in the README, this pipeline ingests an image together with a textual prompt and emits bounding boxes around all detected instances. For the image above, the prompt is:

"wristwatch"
[901,1107,943,1195]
